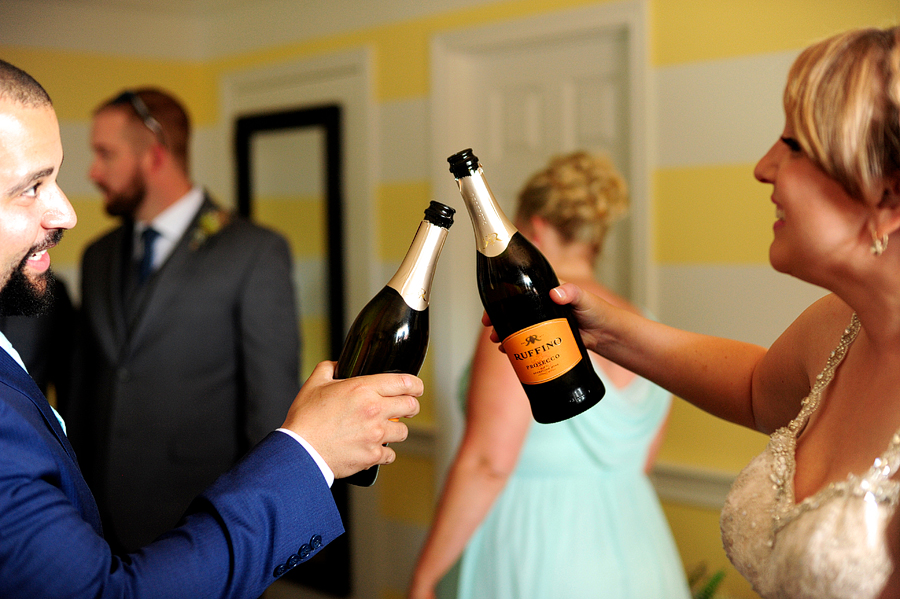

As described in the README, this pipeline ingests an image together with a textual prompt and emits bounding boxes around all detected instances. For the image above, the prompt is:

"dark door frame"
[235,103,350,597]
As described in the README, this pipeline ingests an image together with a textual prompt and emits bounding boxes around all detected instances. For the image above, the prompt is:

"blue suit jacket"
[0,349,343,598]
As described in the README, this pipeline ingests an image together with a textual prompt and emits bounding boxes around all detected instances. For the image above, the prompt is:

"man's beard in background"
[0,231,63,317]
[102,171,146,218]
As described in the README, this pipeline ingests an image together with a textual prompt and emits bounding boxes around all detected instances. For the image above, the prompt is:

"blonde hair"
[785,26,900,204]
[515,151,628,255]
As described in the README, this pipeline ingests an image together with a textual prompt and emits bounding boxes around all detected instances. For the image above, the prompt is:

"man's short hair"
[0,60,52,108]
[97,87,191,174]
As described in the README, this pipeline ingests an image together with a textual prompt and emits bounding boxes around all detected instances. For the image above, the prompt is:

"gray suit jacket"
[69,194,301,551]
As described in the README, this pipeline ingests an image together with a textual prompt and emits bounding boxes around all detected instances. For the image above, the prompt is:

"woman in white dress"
[524,25,900,599]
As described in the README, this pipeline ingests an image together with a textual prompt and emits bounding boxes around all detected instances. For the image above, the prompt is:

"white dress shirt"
[133,186,204,270]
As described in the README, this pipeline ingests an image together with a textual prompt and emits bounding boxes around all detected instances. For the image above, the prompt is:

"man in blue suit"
[0,59,422,598]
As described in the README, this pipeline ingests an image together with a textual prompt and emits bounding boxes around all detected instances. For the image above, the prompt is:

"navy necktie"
[138,227,160,284]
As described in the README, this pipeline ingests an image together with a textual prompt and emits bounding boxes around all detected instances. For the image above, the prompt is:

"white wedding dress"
[721,314,900,598]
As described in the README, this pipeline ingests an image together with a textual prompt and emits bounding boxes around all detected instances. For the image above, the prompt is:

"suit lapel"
[0,346,103,534]
[108,224,133,350]
[0,349,79,463]
[125,196,225,345]
[79,224,132,364]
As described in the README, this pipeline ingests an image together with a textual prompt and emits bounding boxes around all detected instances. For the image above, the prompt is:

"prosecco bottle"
[338,200,455,487]
[447,148,604,423]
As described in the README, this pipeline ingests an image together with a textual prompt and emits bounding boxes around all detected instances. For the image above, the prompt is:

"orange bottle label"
[500,318,582,385]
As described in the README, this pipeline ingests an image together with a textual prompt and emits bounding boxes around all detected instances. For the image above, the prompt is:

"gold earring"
[871,232,889,256]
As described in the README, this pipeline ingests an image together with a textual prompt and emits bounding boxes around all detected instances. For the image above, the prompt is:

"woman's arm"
[408,327,533,599]
[548,283,818,434]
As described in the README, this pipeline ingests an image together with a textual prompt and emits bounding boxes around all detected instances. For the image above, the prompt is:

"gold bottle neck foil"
[456,166,518,258]
[387,220,449,311]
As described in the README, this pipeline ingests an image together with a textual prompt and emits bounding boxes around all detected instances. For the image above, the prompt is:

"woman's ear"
[877,173,900,210]
[876,174,900,236]
[527,215,549,244]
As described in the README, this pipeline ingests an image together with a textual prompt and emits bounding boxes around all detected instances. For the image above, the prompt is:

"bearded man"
[70,87,303,552]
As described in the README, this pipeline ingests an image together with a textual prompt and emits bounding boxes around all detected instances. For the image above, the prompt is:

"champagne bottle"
[338,200,455,487]
[447,148,604,424]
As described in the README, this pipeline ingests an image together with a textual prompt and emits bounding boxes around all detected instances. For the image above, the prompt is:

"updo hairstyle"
[515,151,628,256]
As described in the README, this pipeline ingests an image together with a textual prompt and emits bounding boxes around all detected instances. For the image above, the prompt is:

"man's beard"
[0,231,63,317]
[102,169,146,218]
[0,268,55,316]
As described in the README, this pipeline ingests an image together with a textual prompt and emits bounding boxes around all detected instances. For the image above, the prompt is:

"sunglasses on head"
[113,91,166,147]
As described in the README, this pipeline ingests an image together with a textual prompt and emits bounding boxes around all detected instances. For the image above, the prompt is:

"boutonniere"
[189,207,232,250]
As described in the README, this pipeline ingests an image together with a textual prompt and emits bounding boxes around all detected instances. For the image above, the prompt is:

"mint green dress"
[446,360,691,599]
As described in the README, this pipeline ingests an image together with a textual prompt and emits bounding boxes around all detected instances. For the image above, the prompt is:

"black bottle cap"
[424,200,456,229]
[447,148,479,179]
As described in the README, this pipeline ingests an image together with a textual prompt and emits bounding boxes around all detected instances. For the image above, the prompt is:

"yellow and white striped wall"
[2,1,898,597]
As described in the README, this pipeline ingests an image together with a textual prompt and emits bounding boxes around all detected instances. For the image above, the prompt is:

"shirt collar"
[0,329,27,373]
[136,186,204,242]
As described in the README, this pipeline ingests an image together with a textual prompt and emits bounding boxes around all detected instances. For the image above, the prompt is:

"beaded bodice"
[721,314,900,598]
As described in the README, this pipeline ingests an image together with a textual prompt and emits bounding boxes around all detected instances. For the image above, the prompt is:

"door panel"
[468,29,631,297]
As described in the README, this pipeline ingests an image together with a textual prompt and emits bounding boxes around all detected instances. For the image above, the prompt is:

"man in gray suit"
[69,88,302,552]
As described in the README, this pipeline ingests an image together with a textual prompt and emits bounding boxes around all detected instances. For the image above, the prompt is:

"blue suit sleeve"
[0,400,343,599]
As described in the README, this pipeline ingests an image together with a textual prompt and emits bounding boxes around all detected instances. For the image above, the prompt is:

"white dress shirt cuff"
[276,428,335,488]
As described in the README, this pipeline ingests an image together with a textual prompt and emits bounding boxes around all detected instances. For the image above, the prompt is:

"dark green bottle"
[337,201,455,487]
[448,149,603,424]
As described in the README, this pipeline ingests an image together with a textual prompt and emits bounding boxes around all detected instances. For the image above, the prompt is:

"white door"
[469,27,633,296]
[430,1,650,481]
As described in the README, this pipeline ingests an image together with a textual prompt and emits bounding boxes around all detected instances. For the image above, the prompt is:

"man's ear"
[137,142,163,174]
[149,143,168,170]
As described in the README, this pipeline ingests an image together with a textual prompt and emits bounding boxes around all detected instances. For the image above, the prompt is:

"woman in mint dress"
[408,152,690,599]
